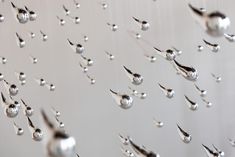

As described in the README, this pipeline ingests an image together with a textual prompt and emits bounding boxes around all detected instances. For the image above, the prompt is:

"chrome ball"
[120,95,133,109]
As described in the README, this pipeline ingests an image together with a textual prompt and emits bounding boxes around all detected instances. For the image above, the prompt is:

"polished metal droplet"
[132,17,150,31]
[198,45,204,52]
[15,32,25,48]
[188,4,230,37]
[121,147,135,157]
[172,59,198,81]
[46,83,56,91]
[110,89,133,109]
[29,32,35,38]
[35,78,46,86]
[11,2,29,24]
[69,16,80,24]
[224,33,235,42]
[67,39,84,54]
[194,84,207,97]
[0,73,4,81]
[63,5,70,16]
[56,16,65,26]
[24,6,37,21]
[123,66,143,85]
[87,75,95,84]
[13,122,24,136]
[153,47,176,61]
[0,56,7,64]
[80,55,93,66]
[177,124,192,143]
[0,14,4,22]
[79,62,88,73]
[144,54,156,63]
[203,39,220,53]
[212,144,225,157]
[201,98,212,108]
[153,118,164,128]
[40,30,48,41]
[51,107,61,117]
[73,0,80,9]
[21,99,34,117]
[3,80,19,96]
[211,73,221,83]
[128,86,146,99]
[105,51,115,60]
[184,95,198,110]
[5,104,19,118]
[107,23,118,31]
[158,83,175,98]
[30,55,38,64]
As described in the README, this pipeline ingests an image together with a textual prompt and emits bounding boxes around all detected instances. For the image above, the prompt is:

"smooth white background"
[0,0,235,156]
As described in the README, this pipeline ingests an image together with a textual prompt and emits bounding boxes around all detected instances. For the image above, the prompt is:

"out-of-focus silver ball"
[1,57,7,64]
[206,13,230,37]
[0,73,4,81]
[60,19,65,26]
[42,34,48,41]
[0,14,4,22]
[111,24,118,31]
[102,3,108,9]
[16,127,24,136]
[16,9,29,24]
[189,103,198,111]
[135,33,141,39]
[32,128,43,141]
[206,102,212,108]
[198,45,203,52]
[30,32,35,38]
[139,93,147,99]
[28,11,37,21]
[9,84,18,96]
[19,40,26,48]
[47,136,76,157]
[120,95,133,109]
[74,17,80,24]
[200,90,207,97]
[5,104,19,118]
[48,84,56,91]
[90,78,95,84]
[84,36,88,42]
[39,78,46,86]
[86,59,93,66]
[18,72,26,81]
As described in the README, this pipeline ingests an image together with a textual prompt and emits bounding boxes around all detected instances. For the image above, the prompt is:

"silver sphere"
[16,9,29,24]
[5,104,19,118]
[0,73,4,81]
[32,128,43,141]
[132,74,143,85]
[19,40,26,48]
[111,24,118,31]
[183,135,192,143]
[90,79,96,85]
[39,79,46,86]
[141,21,150,31]
[9,84,18,96]
[60,19,65,26]
[0,14,4,22]
[206,102,212,108]
[47,136,76,157]
[165,49,176,61]
[28,11,37,21]
[24,106,34,117]
[120,95,133,109]
[166,89,175,98]
[206,13,230,37]
[86,59,93,66]
[198,45,204,52]
[18,72,26,81]
[1,57,7,64]
[74,17,80,24]
[139,93,147,99]
[16,128,24,136]
[189,103,198,111]
[48,84,56,91]
[135,33,141,39]
[42,34,48,41]
[84,36,88,42]
[76,44,84,54]
[200,90,207,97]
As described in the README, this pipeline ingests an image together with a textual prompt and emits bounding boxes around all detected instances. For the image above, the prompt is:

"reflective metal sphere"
[206,14,230,37]
[165,49,176,61]
[141,21,150,31]
[16,9,29,24]
[16,128,24,136]
[28,11,37,21]
[5,104,19,118]
[183,135,192,143]
[0,73,4,81]
[76,44,84,54]
[111,24,118,31]
[0,14,4,22]
[32,128,43,141]
[132,74,143,85]
[9,84,18,96]
[24,106,34,117]
[47,136,76,157]
[120,95,133,109]
[166,89,175,98]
